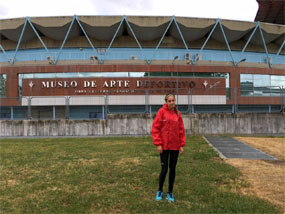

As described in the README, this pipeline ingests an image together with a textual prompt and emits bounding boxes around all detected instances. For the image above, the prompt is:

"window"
[240,74,253,96]
[194,73,215,77]
[56,73,79,78]
[23,74,34,79]
[240,74,253,81]
[34,73,56,78]
[177,72,194,77]
[102,72,128,77]
[129,72,148,77]
[271,75,285,87]
[253,75,270,97]
[215,73,227,78]
[149,72,171,77]
[89,112,102,119]
[253,75,270,87]
[240,74,285,97]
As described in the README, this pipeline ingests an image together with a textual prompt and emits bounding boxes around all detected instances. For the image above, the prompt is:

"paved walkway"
[203,136,276,160]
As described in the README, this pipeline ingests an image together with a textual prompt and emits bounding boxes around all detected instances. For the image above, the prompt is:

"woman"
[152,94,186,202]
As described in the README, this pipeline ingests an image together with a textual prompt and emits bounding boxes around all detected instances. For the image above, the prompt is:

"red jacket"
[152,104,186,150]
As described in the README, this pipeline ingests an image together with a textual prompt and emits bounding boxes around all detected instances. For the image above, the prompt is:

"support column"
[188,90,192,113]
[65,96,70,119]
[53,106,56,120]
[27,97,32,120]
[11,106,14,120]
[102,106,105,120]
[145,90,149,113]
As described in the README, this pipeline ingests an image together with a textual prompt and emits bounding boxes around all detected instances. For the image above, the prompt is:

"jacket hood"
[162,104,174,112]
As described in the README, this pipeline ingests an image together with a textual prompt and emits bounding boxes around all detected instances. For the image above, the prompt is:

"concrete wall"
[0,113,284,137]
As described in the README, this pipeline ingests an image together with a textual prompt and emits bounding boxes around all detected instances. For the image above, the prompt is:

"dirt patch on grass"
[101,141,129,146]
[4,179,20,187]
[225,137,285,211]
[114,157,140,166]
[78,158,99,165]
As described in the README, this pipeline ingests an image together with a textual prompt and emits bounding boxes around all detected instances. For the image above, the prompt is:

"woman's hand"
[179,147,184,154]
[157,145,163,154]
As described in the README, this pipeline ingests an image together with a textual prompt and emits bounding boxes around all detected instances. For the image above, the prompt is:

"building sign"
[22,77,225,96]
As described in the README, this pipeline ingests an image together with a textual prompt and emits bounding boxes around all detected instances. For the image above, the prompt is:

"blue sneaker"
[155,191,163,201]
[166,192,175,202]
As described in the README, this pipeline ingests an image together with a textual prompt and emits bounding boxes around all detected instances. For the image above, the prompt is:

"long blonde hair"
[164,94,179,116]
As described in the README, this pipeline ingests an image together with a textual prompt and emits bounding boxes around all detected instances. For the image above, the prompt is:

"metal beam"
[106,17,125,54]
[124,16,142,50]
[199,20,219,54]
[11,18,28,64]
[0,45,10,62]
[173,17,188,50]
[198,19,235,65]
[155,17,174,50]
[54,16,77,64]
[241,23,259,55]
[104,16,144,63]
[75,16,97,53]
[238,23,259,63]
[276,39,285,56]
[249,22,271,67]
[218,21,235,64]
[146,16,174,64]
[27,17,49,52]
[258,22,270,61]
[193,19,219,65]
[151,16,189,63]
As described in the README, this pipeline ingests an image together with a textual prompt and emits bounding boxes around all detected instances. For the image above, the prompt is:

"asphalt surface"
[203,136,276,160]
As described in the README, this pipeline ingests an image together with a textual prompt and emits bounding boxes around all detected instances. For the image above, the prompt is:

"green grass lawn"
[0,136,280,214]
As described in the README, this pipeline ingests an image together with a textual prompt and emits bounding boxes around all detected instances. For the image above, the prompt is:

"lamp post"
[233,58,246,113]
[172,56,179,108]
[281,86,285,112]
[172,56,178,64]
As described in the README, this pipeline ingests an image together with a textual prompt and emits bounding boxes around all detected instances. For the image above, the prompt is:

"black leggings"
[158,150,179,193]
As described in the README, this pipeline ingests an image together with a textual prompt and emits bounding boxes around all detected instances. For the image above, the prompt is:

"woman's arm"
[178,112,186,148]
[152,109,163,147]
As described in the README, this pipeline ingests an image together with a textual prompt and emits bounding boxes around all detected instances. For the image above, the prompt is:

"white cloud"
[0,0,258,21]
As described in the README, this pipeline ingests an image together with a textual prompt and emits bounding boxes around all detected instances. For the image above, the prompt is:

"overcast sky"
[0,0,258,21]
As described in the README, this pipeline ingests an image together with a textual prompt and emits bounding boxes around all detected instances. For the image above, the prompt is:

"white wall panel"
[69,96,105,105]
[108,95,145,105]
[22,97,65,106]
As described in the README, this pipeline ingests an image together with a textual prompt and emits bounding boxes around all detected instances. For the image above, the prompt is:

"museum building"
[0,14,284,119]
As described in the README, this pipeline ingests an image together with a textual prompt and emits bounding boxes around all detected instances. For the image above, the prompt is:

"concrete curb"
[202,135,227,159]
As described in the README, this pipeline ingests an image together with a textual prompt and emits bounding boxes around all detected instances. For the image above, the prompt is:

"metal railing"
[0,87,284,120]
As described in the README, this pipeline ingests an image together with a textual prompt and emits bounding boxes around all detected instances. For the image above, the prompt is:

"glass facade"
[240,74,285,97]
[0,74,7,97]
[19,72,228,79]
[0,106,26,120]
[69,106,103,120]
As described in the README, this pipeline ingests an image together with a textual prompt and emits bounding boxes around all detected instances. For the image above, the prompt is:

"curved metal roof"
[0,16,284,52]
[255,0,284,25]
